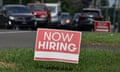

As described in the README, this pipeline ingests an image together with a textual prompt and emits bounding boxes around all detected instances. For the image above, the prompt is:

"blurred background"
[0,0,120,32]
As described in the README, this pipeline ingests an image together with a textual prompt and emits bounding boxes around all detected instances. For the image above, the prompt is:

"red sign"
[94,21,111,32]
[34,28,82,64]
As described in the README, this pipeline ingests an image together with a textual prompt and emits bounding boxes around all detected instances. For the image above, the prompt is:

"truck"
[46,3,61,26]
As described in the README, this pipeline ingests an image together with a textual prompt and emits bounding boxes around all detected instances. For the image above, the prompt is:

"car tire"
[13,25,19,30]
[4,22,11,29]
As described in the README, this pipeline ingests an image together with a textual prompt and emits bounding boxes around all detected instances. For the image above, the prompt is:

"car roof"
[83,8,101,11]
[4,4,26,7]
[45,3,60,6]
[27,3,46,6]
[82,8,102,16]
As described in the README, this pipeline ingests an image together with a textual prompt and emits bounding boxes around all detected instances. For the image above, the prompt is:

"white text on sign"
[38,32,77,53]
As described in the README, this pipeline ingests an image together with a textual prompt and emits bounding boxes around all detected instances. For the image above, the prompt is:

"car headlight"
[66,19,70,24]
[9,16,15,20]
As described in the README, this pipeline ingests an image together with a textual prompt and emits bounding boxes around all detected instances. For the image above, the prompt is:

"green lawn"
[82,32,120,46]
[0,48,120,72]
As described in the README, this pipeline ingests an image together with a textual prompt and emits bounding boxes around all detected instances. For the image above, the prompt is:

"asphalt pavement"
[0,29,119,51]
[0,30,36,50]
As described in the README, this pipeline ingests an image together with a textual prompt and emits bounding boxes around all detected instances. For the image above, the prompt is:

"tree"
[45,0,58,3]
[101,0,109,6]
[81,0,92,8]
[3,0,34,5]
[3,0,19,4]
[71,1,82,12]
[100,0,109,20]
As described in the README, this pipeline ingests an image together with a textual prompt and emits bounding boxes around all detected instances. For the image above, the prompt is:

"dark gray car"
[77,8,103,31]
[57,12,73,30]
[0,4,36,29]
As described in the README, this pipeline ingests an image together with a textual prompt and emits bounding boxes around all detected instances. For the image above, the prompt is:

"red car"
[27,2,51,27]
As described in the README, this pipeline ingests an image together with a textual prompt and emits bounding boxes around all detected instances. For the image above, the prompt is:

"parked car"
[27,2,51,28]
[58,12,72,29]
[77,8,103,31]
[0,4,36,29]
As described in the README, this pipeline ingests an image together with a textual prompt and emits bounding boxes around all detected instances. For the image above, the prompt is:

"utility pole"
[91,0,101,8]
[113,0,117,24]
[118,0,120,32]
[92,0,95,8]
[113,0,117,32]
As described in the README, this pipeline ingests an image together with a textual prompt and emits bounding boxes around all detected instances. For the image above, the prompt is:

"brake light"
[80,16,85,18]
[96,16,102,19]
[32,12,37,15]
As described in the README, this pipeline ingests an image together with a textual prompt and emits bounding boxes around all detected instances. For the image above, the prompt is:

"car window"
[6,6,30,13]
[28,5,47,11]
[61,14,70,19]
[47,6,56,13]
[82,11,100,16]
[74,14,80,19]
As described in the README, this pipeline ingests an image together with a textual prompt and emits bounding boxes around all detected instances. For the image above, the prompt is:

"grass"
[0,48,120,72]
[0,32,120,72]
[82,32,120,46]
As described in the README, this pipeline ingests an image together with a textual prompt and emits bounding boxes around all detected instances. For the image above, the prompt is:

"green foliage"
[45,0,58,3]
[101,0,109,6]
[81,0,92,8]
[82,32,120,46]
[3,0,19,4]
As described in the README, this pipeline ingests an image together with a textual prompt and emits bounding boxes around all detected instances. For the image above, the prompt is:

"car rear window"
[61,13,70,19]
[82,10,100,16]
[28,5,47,11]
[6,6,30,13]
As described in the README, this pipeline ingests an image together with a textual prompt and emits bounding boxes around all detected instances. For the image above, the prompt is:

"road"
[0,30,36,50]
[0,29,119,51]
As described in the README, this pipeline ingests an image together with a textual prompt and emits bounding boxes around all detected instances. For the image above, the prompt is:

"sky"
[109,0,119,7]
[109,0,115,7]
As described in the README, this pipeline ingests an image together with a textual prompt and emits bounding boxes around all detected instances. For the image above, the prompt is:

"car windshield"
[61,14,70,19]
[47,6,56,13]
[6,6,30,13]
[74,13,81,19]
[28,5,47,11]
[82,11,99,16]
